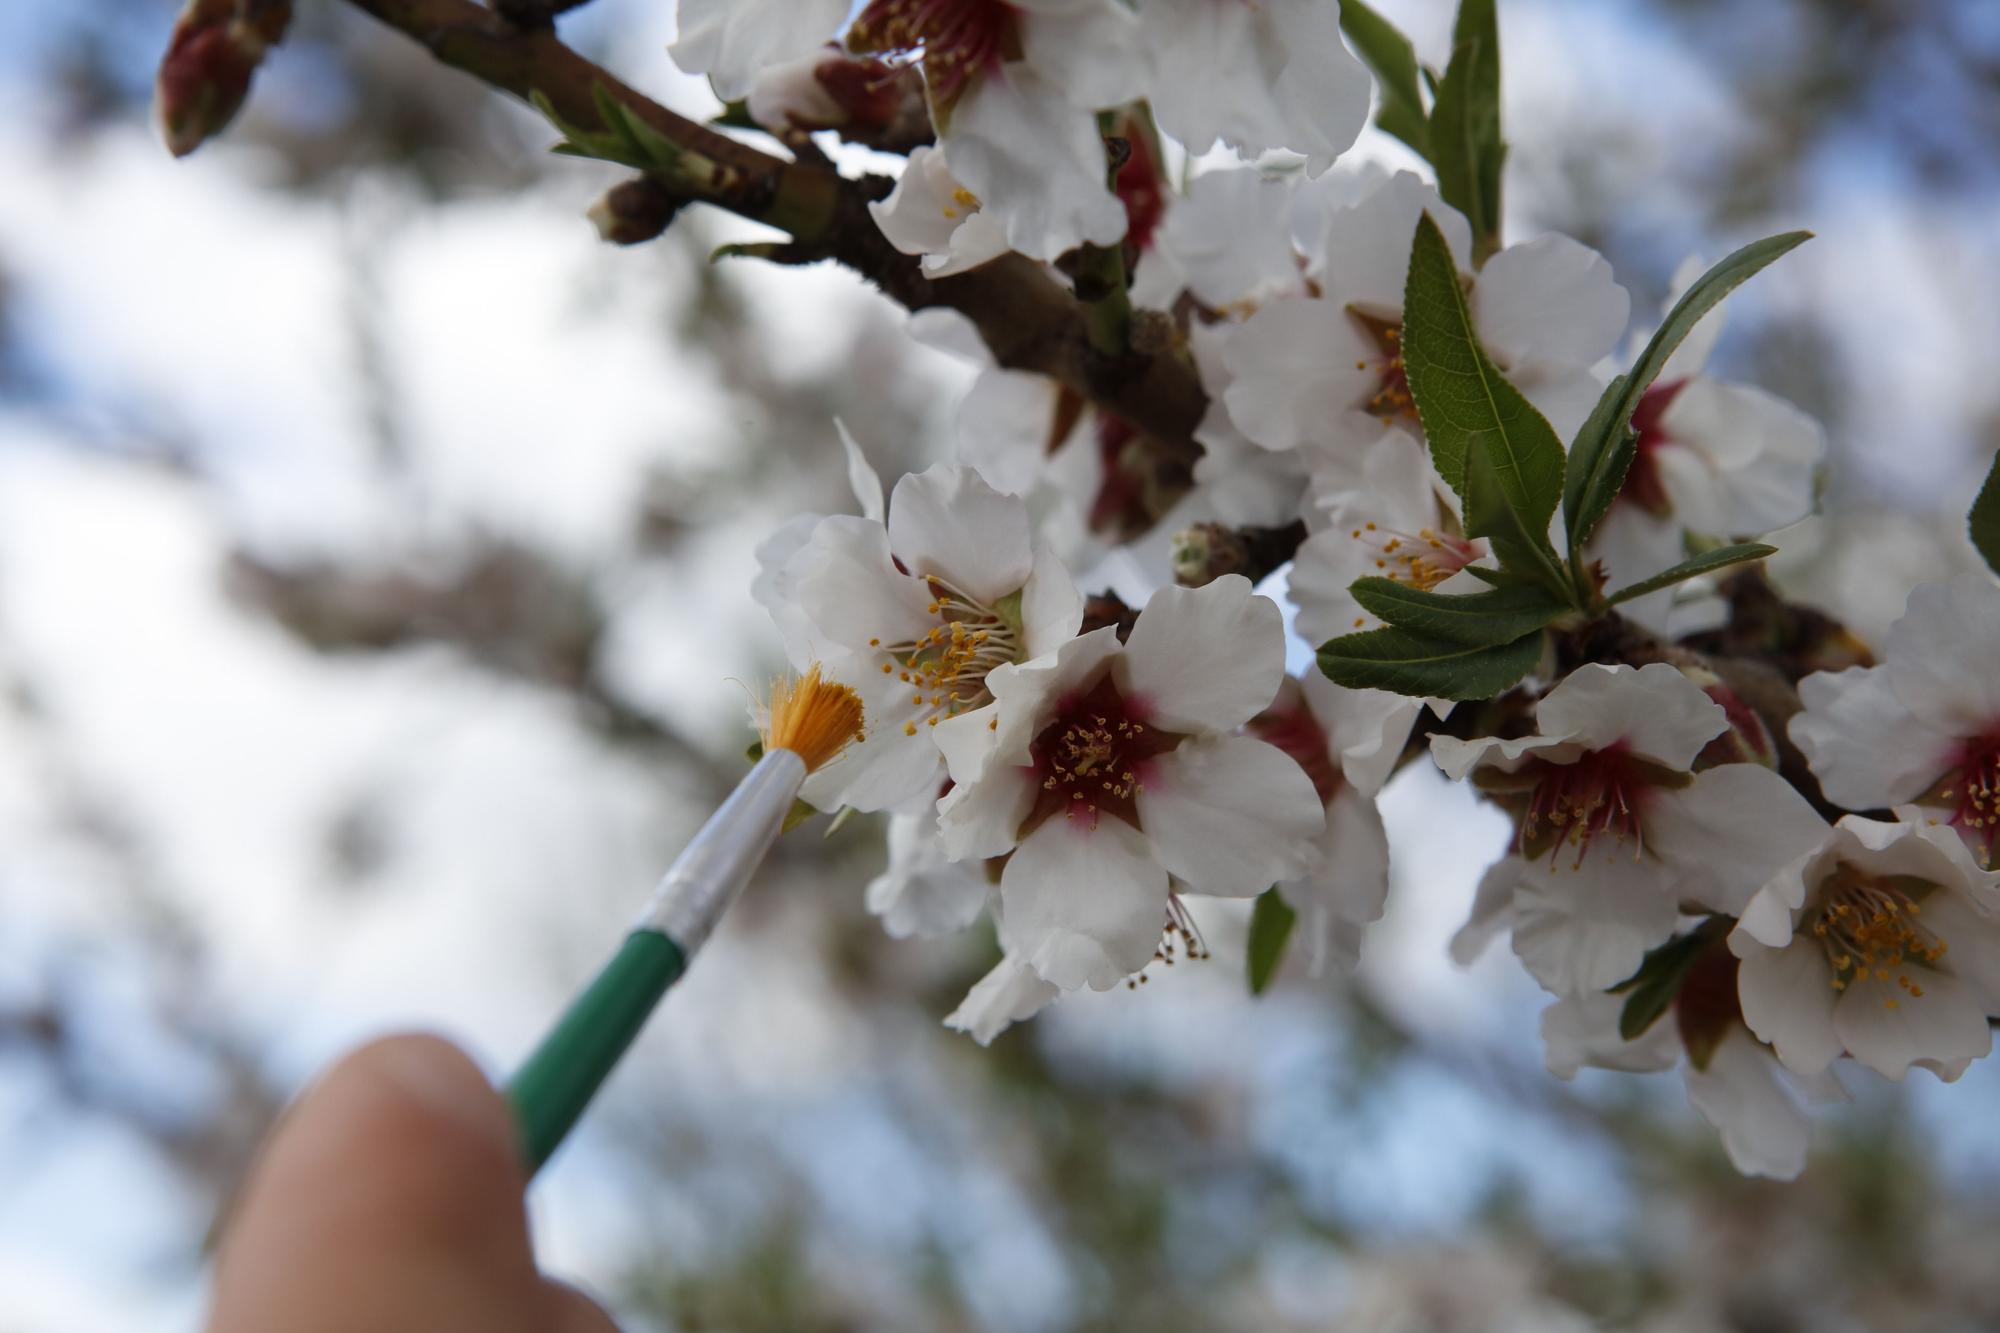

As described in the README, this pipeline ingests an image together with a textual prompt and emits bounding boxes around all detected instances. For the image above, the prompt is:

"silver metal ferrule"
[636,748,807,958]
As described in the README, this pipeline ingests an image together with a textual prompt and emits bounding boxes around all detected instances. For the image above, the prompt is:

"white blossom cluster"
[676,0,2000,1180]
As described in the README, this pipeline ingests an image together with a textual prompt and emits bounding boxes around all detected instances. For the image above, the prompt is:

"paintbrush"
[505,665,865,1174]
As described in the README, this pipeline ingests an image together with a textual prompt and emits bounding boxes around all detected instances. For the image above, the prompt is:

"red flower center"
[1617,378,1691,517]
[847,0,1019,107]
[1936,731,2000,866]
[1029,675,1176,830]
[1517,745,1656,865]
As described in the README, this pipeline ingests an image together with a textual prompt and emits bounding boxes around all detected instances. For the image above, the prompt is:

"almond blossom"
[870,144,1011,277]
[1591,256,1826,630]
[1731,815,2000,1082]
[1436,663,1829,994]
[1791,574,2000,866]
[930,576,1324,990]
[1219,170,1628,457]
[757,456,1083,814]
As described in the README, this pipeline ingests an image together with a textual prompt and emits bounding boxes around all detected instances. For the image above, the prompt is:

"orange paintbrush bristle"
[761,664,866,774]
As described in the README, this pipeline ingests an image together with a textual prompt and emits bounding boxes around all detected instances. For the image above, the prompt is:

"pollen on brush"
[760,664,866,775]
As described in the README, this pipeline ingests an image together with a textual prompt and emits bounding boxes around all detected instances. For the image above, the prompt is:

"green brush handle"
[506,929,686,1174]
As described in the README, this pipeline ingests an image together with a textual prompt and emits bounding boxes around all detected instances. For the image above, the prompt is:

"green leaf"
[1428,0,1504,260]
[1563,232,1813,552]
[1610,921,1723,1042]
[1401,212,1571,600]
[1605,542,1776,606]
[1348,579,1567,646]
[1317,624,1543,700]
[530,85,690,173]
[1247,888,1297,996]
[1339,0,1431,159]
[1970,451,2000,578]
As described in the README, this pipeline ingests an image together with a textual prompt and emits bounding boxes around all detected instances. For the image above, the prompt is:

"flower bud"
[154,0,292,158]
[586,177,683,246]
[1172,523,1248,589]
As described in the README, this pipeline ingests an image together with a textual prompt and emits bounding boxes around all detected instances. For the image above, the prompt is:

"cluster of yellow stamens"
[1346,520,1481,624]
[873,575,1020,738]
[1811,869,1948,1009]
[1041,713,1147,810]
[1350,311,1417,423]
[1934,737,2000,867]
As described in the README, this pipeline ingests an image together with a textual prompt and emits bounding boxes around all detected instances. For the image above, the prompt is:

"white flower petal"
[887,464,1034,604]
[1648,764,1831,915]
[1584,502,1687,638]
[1314,171,1471,312]
[1885,575,2000,736]
[957,369,1063,496]
[1119,576,1286,733]
[936,763,1037,860]
[800,673,946,813]
[835,419,886,522]
[1016,0,1148,109]
[1736,939,1843,1077]
[1510,849,1680,995]
[944,955,1059,1045]
[1428,731,1575,782]
[1450,855,1524,965]
[1220,298,1373,452]
[1019,540,1085,658]
[1300,666,1422,797]
[1540,989,1679,1080]
[947,66,1127,262]
[1472,233,1630,368]
[1287,785,1390,974]
[787,516,937,648]
[1833,970,1992,1082]
[1533,661,1726,768]
[1157,168,1302,307]
[1683,1029,1812,1180]
[1655,377,1824,537]
[668,0,847,100]
[999,814,1168,990]
[1791,666,1954,810]
[866,813,992,939]
[1136,734,1323,896]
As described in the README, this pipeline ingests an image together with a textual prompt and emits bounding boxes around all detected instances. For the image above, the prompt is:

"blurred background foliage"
[4,1,2000,1329]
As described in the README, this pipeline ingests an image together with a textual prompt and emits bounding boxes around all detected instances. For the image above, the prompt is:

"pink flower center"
[1935,731,2000,866]
[1030,676,1176,830]
[1518,745,1653,865]
[847,0,1018,107]
[1246,705,1342,805]
[1346,518,1481,599]
[1617,378,1690,517]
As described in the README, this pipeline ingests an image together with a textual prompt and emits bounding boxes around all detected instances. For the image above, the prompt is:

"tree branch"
[331,0,1209,464]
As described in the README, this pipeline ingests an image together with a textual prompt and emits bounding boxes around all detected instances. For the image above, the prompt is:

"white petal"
[935,762,1037,861]
[956,368,1063,497]
[1219,298,1372,452]
[972,626,1124,775]
[1300,667,1422,797]
[1144,0,1367,172]
[944,955,1059,1045]
[1885,574,2000,736]
[870,145,973,262]
[946,66,1127,262]
[1450,855,1524,965]
[835,419,886,523]
[1654,377,1824,537]
[1584,502,1687,637]
[1648,764,1832,915]
[1016,0,1148,109]
[1834,970,1992,1082]
[1314,171,1471,312]
[1019,541,1085,658]
[1510,849,1680,995]
[1287,786,1391,974]
[1136,734,1324,897]
[668,0,847,100]
[1683,1029,1812,1180]
[786,516,936,648]
[1473,233,1630,368]
[1908,888,2000,1011]
[999,814,1168,990]
[1736,939,1843,1077]
[1428,731,1575,782]
[1119,576,1286,733]
[1729,857,1815,952]
[866,813,992,939]
[800,673,947,813]
[1533,661,1726,768]
[887,464,1034,604]
[1790,666,1953,810]
[1540,989,1679,1080]
[752,513,833,665]
[1157,167,1302,307]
